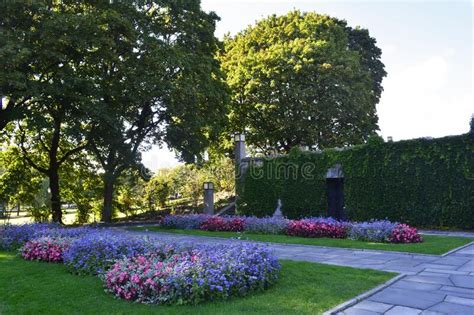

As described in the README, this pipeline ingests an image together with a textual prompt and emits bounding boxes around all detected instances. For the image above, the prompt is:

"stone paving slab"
[352,301,393,313]
[391,280,442,291]
[450,275,474,289]
[403,275,453,286]
[385,306,422,315]
[368,287,446,309]
[445,295,474,307]
[426,302,474,314]
[122,229,474,315]
[440,286,474,297]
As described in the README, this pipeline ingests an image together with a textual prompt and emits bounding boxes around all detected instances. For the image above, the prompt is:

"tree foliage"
[220,11,386,153]
[79,0,228,222]
[1,0,228,223]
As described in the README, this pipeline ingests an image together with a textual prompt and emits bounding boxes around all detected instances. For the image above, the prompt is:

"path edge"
[441,241,474,257]
[322,274,406,315]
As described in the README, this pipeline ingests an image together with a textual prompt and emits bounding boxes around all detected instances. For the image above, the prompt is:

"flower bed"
[200,216,245,232]
[287,218,348,239]
[389,224,423,243]
[20,236,72,262]
[0,223,94,250]
[103,243,280,305]
[0,223,281,306]
[160,214,211,230]
[158,215,423,244]
[243,216,289,234]
[348,220,398,242]
[63,231,163,275]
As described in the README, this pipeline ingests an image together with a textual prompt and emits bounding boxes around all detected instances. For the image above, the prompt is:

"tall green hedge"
[237,134,474,229]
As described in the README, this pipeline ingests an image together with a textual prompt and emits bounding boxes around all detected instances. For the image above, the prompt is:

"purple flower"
[348,220,398,242]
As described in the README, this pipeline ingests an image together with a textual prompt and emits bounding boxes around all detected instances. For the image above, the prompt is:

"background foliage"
[237,134,474,229]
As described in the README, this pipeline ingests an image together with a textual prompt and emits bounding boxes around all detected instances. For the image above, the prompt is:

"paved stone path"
[122,229,474,315]
[420,230,474,239]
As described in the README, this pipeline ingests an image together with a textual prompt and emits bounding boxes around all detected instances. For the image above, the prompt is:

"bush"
[20,236,72,262]
[200,216,245,232]
[63,232,158,275]
[244,216,289,234]
[103,243,280,305]
[389,224,423,243]
[348,220,397,242]
[286,218,348,238]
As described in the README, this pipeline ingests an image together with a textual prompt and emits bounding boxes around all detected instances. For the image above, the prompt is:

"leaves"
[219,10,386,153]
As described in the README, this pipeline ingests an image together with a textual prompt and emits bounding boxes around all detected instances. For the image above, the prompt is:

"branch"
[57,141,89,166]
[17,124,49,175]
[90,141,106,169]
[37,134,50,152]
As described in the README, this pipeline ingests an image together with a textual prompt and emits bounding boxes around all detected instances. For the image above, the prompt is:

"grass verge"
[0,251,393,315]
[132,227,473,255]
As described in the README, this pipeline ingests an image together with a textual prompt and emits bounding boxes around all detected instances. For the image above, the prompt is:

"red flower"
[200,217,245,232]
[388,224,423,243]
[286,220,347,238]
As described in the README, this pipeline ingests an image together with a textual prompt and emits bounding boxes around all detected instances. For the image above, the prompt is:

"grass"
[0,251,393,315]
[132,227,474,255]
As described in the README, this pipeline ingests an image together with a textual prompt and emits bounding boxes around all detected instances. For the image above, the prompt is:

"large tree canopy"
[220,11,386,153]
[1,0,228,223]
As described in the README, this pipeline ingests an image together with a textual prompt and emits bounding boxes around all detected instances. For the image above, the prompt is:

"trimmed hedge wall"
[237,134,474,229]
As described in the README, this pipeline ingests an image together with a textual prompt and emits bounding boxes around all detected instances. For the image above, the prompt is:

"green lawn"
[132,227,474,255]
[0,251,393,315]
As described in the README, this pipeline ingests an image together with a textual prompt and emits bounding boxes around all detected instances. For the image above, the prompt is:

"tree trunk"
[49,114,62,224]
[49,167,62,223]
[101,173,115,223]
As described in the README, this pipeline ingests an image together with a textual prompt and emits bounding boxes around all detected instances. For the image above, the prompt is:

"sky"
[142,0,473,172]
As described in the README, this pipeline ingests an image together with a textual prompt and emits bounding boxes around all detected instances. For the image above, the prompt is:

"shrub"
[237,134,474,229]
[160,214,211,230]
[286,218,348,238]
[389,224,423,243]
[348,220,397,242]
[200,216,245,232]
[20,237,72,262]
[244,216,290,234]
[63,232,159,275]
[103,243,280,305]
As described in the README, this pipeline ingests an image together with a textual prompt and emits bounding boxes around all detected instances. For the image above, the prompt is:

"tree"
[1,1,113,222]
[85,1,228,222]
[144,172,172,210]
[60,153,103,224]
[0,146,43,210]
[219,11,386,153]
[0,1,44,131]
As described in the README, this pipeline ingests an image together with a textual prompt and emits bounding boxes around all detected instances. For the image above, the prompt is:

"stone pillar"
[234,133,246,166]
[203,182,214,215]
[234,133,246,214]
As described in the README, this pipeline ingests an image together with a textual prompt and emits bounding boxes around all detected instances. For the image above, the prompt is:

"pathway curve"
[119,228,474,315]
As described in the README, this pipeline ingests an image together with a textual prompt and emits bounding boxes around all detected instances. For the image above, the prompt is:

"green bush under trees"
[237,134,474,229]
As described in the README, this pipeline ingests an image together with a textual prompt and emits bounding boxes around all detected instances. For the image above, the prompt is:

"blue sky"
[143,0,473,171]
